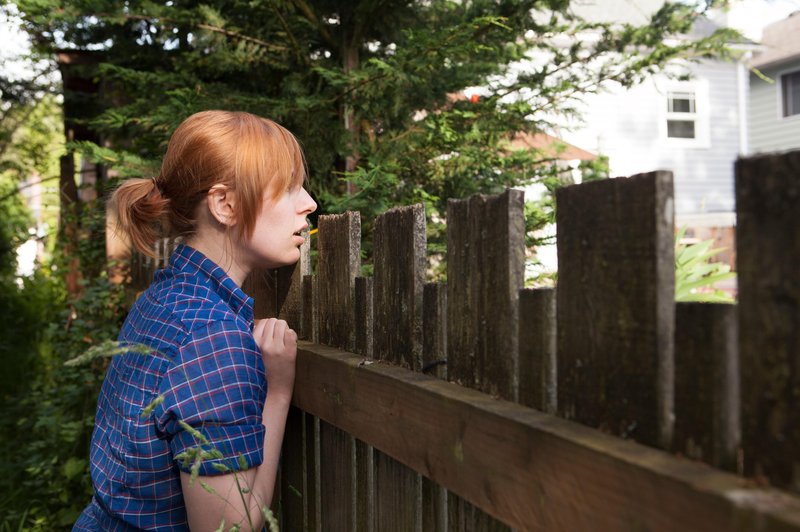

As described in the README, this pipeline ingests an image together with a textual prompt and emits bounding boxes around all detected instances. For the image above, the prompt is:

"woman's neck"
[185,228,249,287]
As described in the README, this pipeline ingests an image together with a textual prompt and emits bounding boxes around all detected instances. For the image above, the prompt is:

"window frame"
[778,67,800,120]
[659,81,710,149]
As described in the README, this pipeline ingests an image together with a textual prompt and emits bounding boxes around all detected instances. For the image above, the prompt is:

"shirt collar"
[169,243,255,325]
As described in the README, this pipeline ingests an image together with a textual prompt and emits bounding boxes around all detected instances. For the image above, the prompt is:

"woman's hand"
[253,318,297,400]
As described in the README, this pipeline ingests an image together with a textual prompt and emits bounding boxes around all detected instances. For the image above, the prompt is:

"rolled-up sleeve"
[155,320,266,476]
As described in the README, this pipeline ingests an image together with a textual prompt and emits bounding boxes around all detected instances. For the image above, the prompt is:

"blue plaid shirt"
[75,244,267,531]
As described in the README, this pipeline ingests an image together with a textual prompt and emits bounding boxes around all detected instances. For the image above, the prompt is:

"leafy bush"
[675,227,736,303]
[0,272,126,530]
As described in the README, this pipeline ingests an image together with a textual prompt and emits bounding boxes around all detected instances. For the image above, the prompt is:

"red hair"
[111,110,307,258]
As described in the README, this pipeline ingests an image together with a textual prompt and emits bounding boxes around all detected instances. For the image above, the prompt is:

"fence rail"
[127,150,800,530]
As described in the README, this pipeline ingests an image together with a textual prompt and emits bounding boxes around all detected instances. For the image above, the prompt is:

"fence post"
[446,189,525,401]
[556,171,675,449]
[372,204,425,530]
[737,150,800,490]
[446,190,524,531]
[316,212,361,527]
[674,302,739,471]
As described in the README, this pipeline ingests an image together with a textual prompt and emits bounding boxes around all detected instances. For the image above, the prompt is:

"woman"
[74,110,317,531]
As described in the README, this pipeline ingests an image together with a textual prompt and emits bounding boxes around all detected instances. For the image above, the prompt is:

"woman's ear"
[206,184,237,227]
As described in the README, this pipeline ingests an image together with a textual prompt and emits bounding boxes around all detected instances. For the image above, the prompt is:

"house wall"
[559,59,743,215]
[749,59,800,153]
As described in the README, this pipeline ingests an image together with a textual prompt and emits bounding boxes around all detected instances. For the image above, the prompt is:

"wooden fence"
[131,150,800,530]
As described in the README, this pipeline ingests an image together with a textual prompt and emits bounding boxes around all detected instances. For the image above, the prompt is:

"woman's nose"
[300,187,317,214]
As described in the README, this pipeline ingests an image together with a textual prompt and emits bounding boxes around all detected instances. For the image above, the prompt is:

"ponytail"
[110,177,169,258]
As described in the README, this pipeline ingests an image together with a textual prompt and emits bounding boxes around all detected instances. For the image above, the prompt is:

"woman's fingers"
[272,319,287,347]
[254,318,297,351]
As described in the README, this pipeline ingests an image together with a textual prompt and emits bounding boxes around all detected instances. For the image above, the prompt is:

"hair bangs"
[234,114,307,239]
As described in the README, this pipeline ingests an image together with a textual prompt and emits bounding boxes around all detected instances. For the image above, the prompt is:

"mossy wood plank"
[293,342,800,531]
[556,171,675,449]
[373,204,426,369]
[674,302,739,471]
[736,151,800,490]
[317,212,360,351]
[372,204,425,530]
[446,190,525,401]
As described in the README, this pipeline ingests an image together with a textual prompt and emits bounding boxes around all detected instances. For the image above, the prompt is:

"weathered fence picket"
[556,171,676,450]
[126,149,800,529]
[446,190,525,401]
[673,302,739,471]
[518,287,557,413]
[372,205,426,530]
[737,151,800,490]
[446,192,522,530]
[316,213,360,529]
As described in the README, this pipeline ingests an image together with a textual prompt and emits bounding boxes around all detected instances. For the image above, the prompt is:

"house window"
[666,91,697,139]
[781,70,800,118]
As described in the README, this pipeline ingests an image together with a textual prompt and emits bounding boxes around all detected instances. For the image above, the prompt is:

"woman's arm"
[181,318,296,531]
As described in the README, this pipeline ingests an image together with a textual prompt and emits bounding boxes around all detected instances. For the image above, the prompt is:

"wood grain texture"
[355,439,374,532]
[422,475,447,532]
[301,274,316,342]
[372,204,425,530]
[556,171,675,449]
[736,151,800,490]
[518,288,557,413]
[674,302,740,471]
[446,190,525,401]
[354,278,375,531]
[423,282,448,380]
[279,406,305,530]
[320,420,356,530]
[373,204,426,370]
[317,212,361,351]
[355,276,374,359]
[292,341,800,531]
[305,413,321,532]
[374,452,422,531]
[447,496,510,532]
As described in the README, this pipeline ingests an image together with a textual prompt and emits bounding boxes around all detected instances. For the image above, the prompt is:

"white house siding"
[558,59,742,214]
[749,60,800,153]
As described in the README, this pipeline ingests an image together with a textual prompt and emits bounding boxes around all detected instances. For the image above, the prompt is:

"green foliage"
[0,272,126,530]
[675,227,736,303]
[13,0,738,252]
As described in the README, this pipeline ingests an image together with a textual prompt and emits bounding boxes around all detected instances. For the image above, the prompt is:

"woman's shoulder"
[136,272,239,333]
